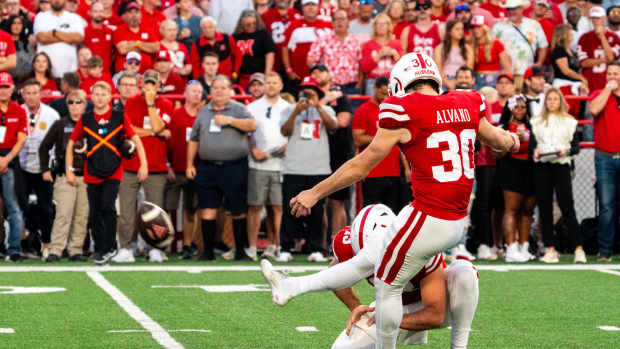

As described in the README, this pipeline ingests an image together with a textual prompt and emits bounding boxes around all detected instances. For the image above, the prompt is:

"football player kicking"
[261,204,479,349]
[288,52,518,349]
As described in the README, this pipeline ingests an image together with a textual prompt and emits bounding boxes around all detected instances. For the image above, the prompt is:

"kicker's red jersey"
[332,227,445,306]
[378,90,484,220]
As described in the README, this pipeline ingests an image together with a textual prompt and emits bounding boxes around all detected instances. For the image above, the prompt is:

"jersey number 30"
[427,129,476,183]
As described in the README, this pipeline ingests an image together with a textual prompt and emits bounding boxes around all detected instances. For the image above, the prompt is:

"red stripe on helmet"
[358,204,376,250]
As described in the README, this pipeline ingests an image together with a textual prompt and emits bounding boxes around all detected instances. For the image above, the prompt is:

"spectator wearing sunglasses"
[0,72,27,262]
[400,0,442,56]
[19,79,60,260]
[50,72,94,118]
[38,89,90,263]
[112,51,142,88]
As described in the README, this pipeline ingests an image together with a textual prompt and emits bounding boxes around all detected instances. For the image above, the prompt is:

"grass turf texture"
[0,261,619,348]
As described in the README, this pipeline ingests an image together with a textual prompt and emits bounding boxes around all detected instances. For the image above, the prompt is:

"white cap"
[301,0,319,5]
[590,6,606,18]
[503,0,525,8]
[127,51,141,61]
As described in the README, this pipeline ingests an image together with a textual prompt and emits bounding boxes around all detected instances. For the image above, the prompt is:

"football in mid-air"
[119,139,136,159]
[136,201,175,249]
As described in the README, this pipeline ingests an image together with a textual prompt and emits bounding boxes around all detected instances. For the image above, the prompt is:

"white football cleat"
[307,251,328,262]
[261,244,278,260]
[260,259,292,306]
[148,248,167,263]
[112,248,135,263]
[450,244,476,261]
[520,242,536,261]
[276,251,293,262]
[505,242,529,263]
[477,244,498,260]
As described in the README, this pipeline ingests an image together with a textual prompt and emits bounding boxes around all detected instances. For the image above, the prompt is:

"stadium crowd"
[0,0,619,265]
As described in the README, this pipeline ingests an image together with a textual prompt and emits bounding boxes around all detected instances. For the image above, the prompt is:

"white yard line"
[0,328,15,334]
[596,269,620,277]
[86,271,184,349]
[108,329,211,334]
[0,264,619,273]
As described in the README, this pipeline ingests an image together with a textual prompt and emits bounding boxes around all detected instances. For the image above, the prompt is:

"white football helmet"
[351,204,396,254]
[389,52,442,97]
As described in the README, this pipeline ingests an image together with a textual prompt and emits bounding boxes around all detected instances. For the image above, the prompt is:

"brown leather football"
[74,139,87,154]
[119,139,136,159]
[137,201,174,249]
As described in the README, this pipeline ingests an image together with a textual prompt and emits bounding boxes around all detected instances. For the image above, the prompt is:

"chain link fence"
[572,148,597,223]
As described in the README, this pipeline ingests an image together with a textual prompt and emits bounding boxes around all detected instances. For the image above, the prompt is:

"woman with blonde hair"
[470,15,511,90]
[530,88,585,263]
[434,19,473,90]
[360,13,403,94]
[550,24,588,117]
[384,0,408,39]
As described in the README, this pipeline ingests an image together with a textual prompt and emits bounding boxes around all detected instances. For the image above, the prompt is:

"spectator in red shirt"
[26,52,60,95]
[0,72,27,262]
[0,28,17,72]
[480,0,506,20]
[351,76,402,214]
[385,0,408,39]
[160,19,192,79]
[113,0,160,74]
[141,0,166,38]
[67,81,147,265]
[400,0,442,56]
[165,81,203,259]
[430,0,448,23]
[84,1,114,75]
[101,0,124,30]
[233,9,277,90]
[190,16,243,79]
[529,0,555,59]
[262,0,302,75]
[153,49,184,108]
[470,15,511,90]
[76,46,92,82]
[577,6,620,91]
[282,0,332,92]
[114,69,173,263]
[81,56,116,94]
[360,13,402,94]
[524,0,564,25]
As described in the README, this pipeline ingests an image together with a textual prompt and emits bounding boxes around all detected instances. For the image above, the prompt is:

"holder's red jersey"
[378,90,484,220]
[332,227,445,306]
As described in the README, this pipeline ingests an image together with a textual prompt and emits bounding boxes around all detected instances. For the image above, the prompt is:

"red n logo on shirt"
[237,40,255,56]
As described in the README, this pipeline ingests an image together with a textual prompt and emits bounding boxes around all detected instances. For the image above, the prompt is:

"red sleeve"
[577,34,588,64]
[493,40,504,56]
[378,96,412,129]
[179,44,190,64]
[229,36,243,73]
[360,41,378,75]
[351,103,368,130]
[191,42,201,79]
[588,89,603,102]
[611,33,620,59]
[5,34,15,55]
[17,107,27,134]
[70,118,84,141]
[124,115,136,138]
[332,227,354,262]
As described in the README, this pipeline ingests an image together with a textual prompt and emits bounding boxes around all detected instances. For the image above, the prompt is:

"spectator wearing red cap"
[190,17,243,79]
[587,61,620,262]
[113,0,160,74]
[522,65,546,116]
[262,0,302,78]
[233,9,277,91]
[0,72,27,262]
[471,14,511,90]
[81,56,116,94]
[0,27,17,73]
[400,0,442,57]
[278,75,338,262]
[159,20,192,79]
[33,0,85,78]
[26,52,60,95]
[577,6,620,92]
[114,69,173,263]
[496,72,516,108]
[141,0,166,37]
[165,81,203,260]
[154,50,184,108]
[351,76,402,214]
[282,0,332,93]
[360,13,403,94]
[84,1,114,75]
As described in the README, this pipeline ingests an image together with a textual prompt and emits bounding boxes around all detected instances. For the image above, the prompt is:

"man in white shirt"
[20,79,60,259]
[246,72,290,261]
[523,65,546,117]
[33,0,85,78]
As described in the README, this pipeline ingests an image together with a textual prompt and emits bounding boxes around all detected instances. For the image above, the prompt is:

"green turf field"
[1,257,619,348]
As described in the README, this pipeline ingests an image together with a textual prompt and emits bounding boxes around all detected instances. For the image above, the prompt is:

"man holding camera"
[278,76,338,262]
[66,81,148,265]
[115,70,173,263]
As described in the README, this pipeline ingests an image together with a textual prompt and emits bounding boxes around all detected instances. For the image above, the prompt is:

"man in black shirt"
[49,72,94,117]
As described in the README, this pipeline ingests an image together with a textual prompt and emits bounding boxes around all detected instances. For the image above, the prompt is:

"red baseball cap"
[497,72,514,82]
[523,65,545,80]
[299,76,325,99]
[155,50,171,62]
[0,72,14,87]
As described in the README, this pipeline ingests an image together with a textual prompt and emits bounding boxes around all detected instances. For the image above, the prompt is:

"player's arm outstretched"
[477,117,520,153]
[290,127,410,217]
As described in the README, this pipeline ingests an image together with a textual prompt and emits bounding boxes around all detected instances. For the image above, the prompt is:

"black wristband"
[52,29,57,37]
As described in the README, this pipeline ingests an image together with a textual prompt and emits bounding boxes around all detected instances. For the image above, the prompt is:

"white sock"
[446,260,479,349]
[374,278,403,349]
[284,254,374,297]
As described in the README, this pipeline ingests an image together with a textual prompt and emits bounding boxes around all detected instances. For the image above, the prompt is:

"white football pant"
[331,259,479,349]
